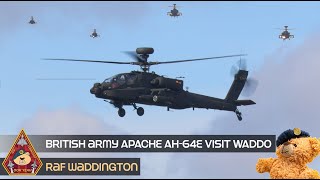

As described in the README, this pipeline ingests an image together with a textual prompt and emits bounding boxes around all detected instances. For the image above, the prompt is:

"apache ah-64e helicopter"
[44,47,257,121]
[29,16,36,24]
[90,29,99,38]
[167,4,182,17]
[278,26,294,41]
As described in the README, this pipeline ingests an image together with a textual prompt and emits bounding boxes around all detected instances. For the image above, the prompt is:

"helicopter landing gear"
[132,103,144,116]
[137,107,144,116]
[118,108,126,117]
[235,109,242,121]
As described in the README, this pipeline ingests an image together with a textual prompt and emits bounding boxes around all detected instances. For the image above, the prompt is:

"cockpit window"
[120,75,125,80]
[103,74,126,85]
[103,74,137,88]
[117,74,126,85]
[103,76,116,83]
[126,74,137,85]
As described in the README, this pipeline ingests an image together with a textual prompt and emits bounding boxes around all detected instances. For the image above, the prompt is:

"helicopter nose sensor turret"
[90,83,102,95]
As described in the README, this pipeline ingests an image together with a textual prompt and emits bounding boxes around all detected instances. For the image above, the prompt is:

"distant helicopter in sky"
[29,16,36,24]
[90,29,99,38]
[277,26,294,41]
[167,4,182,17]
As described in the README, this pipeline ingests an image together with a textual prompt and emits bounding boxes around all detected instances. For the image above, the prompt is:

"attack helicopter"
[44,47,257,121]
[29,16,36,24]
[90,29,99,38]
[278,26,294,40]
[167,4,182,17]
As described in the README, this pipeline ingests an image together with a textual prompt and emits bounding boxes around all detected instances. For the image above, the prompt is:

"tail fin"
[225,70,256,105]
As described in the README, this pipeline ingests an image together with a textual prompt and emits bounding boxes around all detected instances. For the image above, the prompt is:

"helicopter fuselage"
[279,30,294,40]
[168,9,181,17]
[90,71,251,116]
[91,33,99,38]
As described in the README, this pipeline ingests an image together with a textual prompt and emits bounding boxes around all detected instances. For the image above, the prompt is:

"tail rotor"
[230,58,259,97]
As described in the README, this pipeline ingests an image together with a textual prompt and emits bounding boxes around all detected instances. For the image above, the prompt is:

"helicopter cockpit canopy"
[103,73,137,88]
[103,75,117,83]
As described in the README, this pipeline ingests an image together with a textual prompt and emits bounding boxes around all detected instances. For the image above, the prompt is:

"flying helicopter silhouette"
[277,26,294,40]
[90,29,99,38]
[29,16,36,24]
[43,47,257,121]
[167,4,182,17]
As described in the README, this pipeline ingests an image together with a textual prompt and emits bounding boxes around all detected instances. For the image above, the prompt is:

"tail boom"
[225,70,248,102]
[224,70,256,121]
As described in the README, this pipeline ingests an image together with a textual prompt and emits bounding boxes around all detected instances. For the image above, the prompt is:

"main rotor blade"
[275,28,295,30]
[149,54,247,65]
[42,58,135,65]
[123,51,146,62]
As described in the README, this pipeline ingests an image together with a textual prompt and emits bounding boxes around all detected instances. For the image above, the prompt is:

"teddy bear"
[13,149,32,166]
[256,128,320,179]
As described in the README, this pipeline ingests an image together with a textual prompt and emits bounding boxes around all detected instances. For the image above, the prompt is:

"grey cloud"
[164,32,320,178]
[23,106,125,135]
[17,106,140,179]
